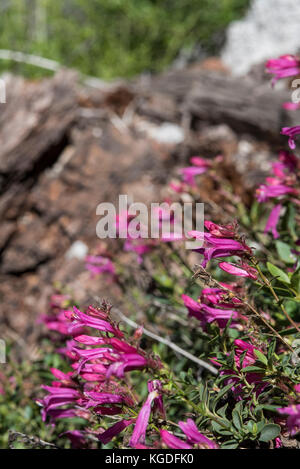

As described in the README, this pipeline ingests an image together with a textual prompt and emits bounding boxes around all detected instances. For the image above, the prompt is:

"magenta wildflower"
[256,183,296,202]
[201,286,242,308]
[160,430,192,449]
[264,204,282,239]
[179,419,219,449]
[219,261,258,280]
[181,294,242,329]
[39,386,81,421]
[283,102,300,111]
[278,404,300,435]
[106,353,148,379]
[281,126,300,150]
[189,228,252,268]
[69,306,123,338]
[161,420,219,449]
[129,380,164,448]
[266,55,300,86]
[85,255,115,278]
[98,419,134,445]
[180,166,208,187]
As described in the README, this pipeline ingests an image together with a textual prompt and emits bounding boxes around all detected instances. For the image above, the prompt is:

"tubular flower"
[256,183,297,202]
[160,430,192,449]
[266,55,300,86]
[188,225,252,268]
[201,286,243,308]
[264,204,282,239]
[85,255,116,278]
[98,419,134,445]
[68,306,124,338]
[219,261,258,280]
[181,294,244,329]
[40,302,161,440]
[278,405,300,436]
[130,380,164,448]
[281,126,300,150]
[180,156,212,187]
[161,419,219,450]
[38,386,81,421]
[180,166,208,187]
[179,419,219,449]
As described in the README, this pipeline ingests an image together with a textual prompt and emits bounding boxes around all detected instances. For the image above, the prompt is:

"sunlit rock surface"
[222,0,300,75]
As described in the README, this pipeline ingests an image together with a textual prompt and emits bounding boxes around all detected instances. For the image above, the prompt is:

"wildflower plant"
[2,53,300,450]
[36,54,300,449]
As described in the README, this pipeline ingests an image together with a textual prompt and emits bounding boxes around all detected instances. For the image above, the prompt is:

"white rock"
[137,120,185,144]
[65,240,88,260]
[222,0,300,76]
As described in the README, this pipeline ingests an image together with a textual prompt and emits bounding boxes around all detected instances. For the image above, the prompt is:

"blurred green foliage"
[0,0,249,79]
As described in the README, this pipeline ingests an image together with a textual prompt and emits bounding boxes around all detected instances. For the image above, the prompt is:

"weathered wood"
[0,71,78,218]
[135,69,300,138]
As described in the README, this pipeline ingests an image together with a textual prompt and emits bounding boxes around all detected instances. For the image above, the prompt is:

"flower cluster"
[36,53,300,450]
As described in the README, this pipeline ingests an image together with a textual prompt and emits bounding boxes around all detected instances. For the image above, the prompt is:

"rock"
[222,0,300,76]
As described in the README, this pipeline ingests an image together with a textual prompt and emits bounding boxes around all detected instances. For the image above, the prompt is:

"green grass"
[0,0,249,79]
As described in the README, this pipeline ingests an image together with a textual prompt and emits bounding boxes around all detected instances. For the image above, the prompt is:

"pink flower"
[179,419,219,449]
[283,102,300,111]
[83,392,126,406]
[190,156,213,168]
[233,339,258,368]
[204,221,237,238]
[181,294,241,329]
[266,55,300,86]
[39,386,81,421]
[256,183,296,202]
[278,404,300,435]
[50,368,76,388]
[180,166,208,187]
[188,228,252,268]
[279,151,298,172]
[201,287,242,308]
[264,204,282,239]
[161,419,219,449]
[294,384,300,393]
[275,437,283,448]
[219,262,258,280]
[130,380,164,447]
[281,126,300,150]
[161,430,192,449]
[69,306,123,338]
[98,419,134,445]
[107,353,148,379]
[123,238,153,264]
[85,255,116,278]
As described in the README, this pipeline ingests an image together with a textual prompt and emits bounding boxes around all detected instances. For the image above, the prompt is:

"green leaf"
[291,268,300,294]
[221,440,239,449]
[242,365,266,373]
[214,382,235,401]
[259,423,281,442]
[267,262,290,284]
[254,349,268,366]
[275,241,297,265]
[232,403,243,431]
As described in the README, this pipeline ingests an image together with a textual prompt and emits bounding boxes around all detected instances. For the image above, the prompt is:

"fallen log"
[136,68,300,139]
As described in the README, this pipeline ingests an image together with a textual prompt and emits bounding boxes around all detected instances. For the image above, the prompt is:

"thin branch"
[8,431,58,449]
[112,307,218,375]
[0,49,119,90]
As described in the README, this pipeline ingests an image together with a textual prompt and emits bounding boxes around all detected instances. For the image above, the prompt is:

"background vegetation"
[0,0,249,79]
